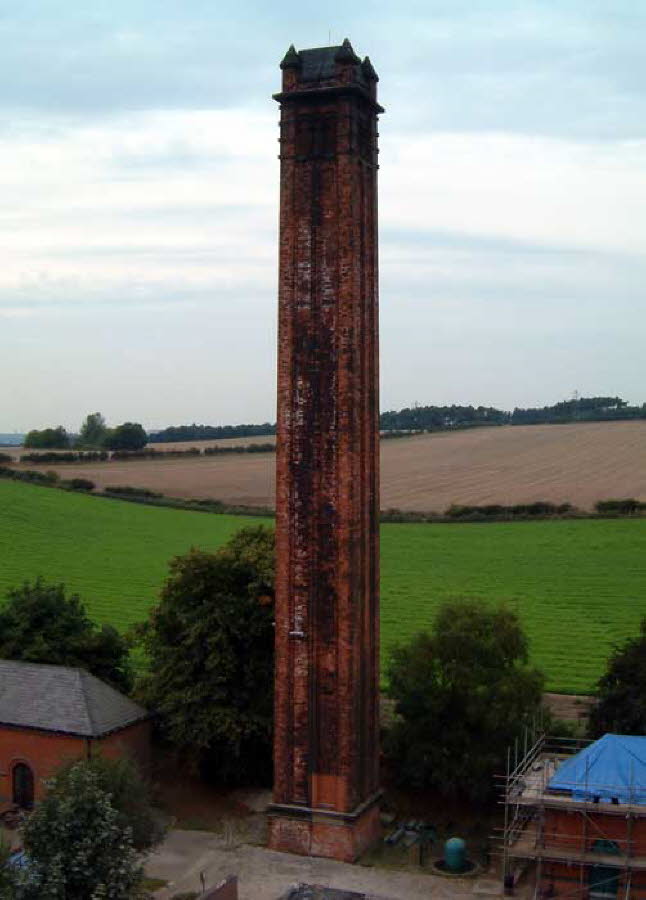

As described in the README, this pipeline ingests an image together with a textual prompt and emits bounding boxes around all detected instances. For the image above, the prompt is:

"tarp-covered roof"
[548,734,646,804]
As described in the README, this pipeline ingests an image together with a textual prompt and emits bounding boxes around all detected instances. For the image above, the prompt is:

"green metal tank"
[444,836,466,873]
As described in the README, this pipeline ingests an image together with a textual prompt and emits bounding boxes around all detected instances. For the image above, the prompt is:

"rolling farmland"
[6,420,646,512]
[2,479,645,693]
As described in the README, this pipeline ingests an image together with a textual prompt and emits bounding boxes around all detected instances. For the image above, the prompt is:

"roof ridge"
[77,668,96,735]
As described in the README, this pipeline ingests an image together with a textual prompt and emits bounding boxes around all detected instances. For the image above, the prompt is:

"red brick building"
[503,733,646,898]
[269,39,383,863]
[0,659,151,809]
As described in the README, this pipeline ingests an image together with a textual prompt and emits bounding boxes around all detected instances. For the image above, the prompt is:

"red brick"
[0,721,151,807]
[270,42,383,861]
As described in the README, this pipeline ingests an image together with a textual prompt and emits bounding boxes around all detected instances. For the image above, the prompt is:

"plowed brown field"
[9,420,646,512]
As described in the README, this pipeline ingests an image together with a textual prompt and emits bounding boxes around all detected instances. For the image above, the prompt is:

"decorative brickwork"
[269,40,383,862]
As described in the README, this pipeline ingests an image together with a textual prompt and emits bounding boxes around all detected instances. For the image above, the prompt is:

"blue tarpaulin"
[548,734,646,804]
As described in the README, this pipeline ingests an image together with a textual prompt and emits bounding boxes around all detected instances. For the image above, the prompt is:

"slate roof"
[0,659,149,738]
[282,39,375,87]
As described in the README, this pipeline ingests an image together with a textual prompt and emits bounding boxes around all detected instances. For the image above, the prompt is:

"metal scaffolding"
[494,728,646,898]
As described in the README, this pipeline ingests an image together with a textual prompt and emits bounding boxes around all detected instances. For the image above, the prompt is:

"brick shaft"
[269,41,382,861]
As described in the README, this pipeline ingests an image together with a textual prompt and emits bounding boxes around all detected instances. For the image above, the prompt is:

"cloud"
[1,2,645,427]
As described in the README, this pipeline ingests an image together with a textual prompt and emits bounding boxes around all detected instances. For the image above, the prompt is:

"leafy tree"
[0,836,19,899]
[23,426,70,449]
[136,526,275,783]
[105,422,147,451]
[589,619,646,737]
[52,756,164,852]
[78,412,108,448]
[15,762,141,899]
[0,580,132,693]
[385,599,544,803]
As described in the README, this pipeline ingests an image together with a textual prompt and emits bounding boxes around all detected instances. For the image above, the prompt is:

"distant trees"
[379,396,645,433]
[23,426,70,449]
[78,412,108,448]
[589,620,646,738]
[385,600,544,803]
[149,422,277,443]
[0,580,132,693]
[136,526,275,784]
[104,422,147,451]
[380,404,508,432]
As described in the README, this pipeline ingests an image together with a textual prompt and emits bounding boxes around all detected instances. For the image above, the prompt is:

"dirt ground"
[8,421,646,512]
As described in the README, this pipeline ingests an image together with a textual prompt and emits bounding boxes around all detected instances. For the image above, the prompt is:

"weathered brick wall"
[271,42,382,860]
[95,720,152,772]
[0,727,86,804]
[545,808,646,856]
[0,720,151,807]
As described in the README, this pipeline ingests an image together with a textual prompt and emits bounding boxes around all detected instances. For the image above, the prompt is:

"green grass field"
[2,479,645,693]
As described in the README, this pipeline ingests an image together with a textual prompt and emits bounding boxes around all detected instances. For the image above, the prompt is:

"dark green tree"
[0,580,132,693]
[105,422,147,451]
[589,620,646,737]
[77,412,108,448]
[0,836,19,899]
[52,756,164,852]
[16,762,141,899]
[136,526,275,783]
[23,426,70,449]
[385,599,544,803]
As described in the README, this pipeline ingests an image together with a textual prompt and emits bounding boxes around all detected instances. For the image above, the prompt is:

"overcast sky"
[1,0,644,432]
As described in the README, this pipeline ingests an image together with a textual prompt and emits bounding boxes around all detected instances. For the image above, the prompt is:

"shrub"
[104,485,162,498]
[595,498,642,515]
[0,453,12,464]
[62,478,95,492]
[18,762,141,898]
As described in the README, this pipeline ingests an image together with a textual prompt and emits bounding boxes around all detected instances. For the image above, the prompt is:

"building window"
[12,762,34,809]
[588,839,620,898]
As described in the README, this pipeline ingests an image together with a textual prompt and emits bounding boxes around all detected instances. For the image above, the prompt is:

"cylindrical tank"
[444,836,466,872]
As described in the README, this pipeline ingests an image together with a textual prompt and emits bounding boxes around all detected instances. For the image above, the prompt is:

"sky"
[1,0,644,432]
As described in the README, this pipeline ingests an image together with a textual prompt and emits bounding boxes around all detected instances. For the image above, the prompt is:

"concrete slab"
[146,831,486,900]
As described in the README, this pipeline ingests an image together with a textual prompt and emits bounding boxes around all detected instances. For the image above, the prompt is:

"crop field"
[2,479,646,693]
[7,420,646,512]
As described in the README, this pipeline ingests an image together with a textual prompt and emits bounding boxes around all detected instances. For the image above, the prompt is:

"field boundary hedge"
[2,465,644,523]
[13,444,275,464]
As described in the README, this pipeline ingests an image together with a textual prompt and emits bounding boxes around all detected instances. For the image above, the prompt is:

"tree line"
[147,395,646,443]
[21,396,645,452]
[380,395,645,431]
[24,413,147,452]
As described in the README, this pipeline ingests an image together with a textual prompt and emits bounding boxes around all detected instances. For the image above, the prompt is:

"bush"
[445,501,571,520]
[104,485,162,498]
[0,467,59,485]
[595,498,644,515]
[17,762,141,898]
[0,453,12,464]
[61,478,95,492]
[53,756,164,852]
